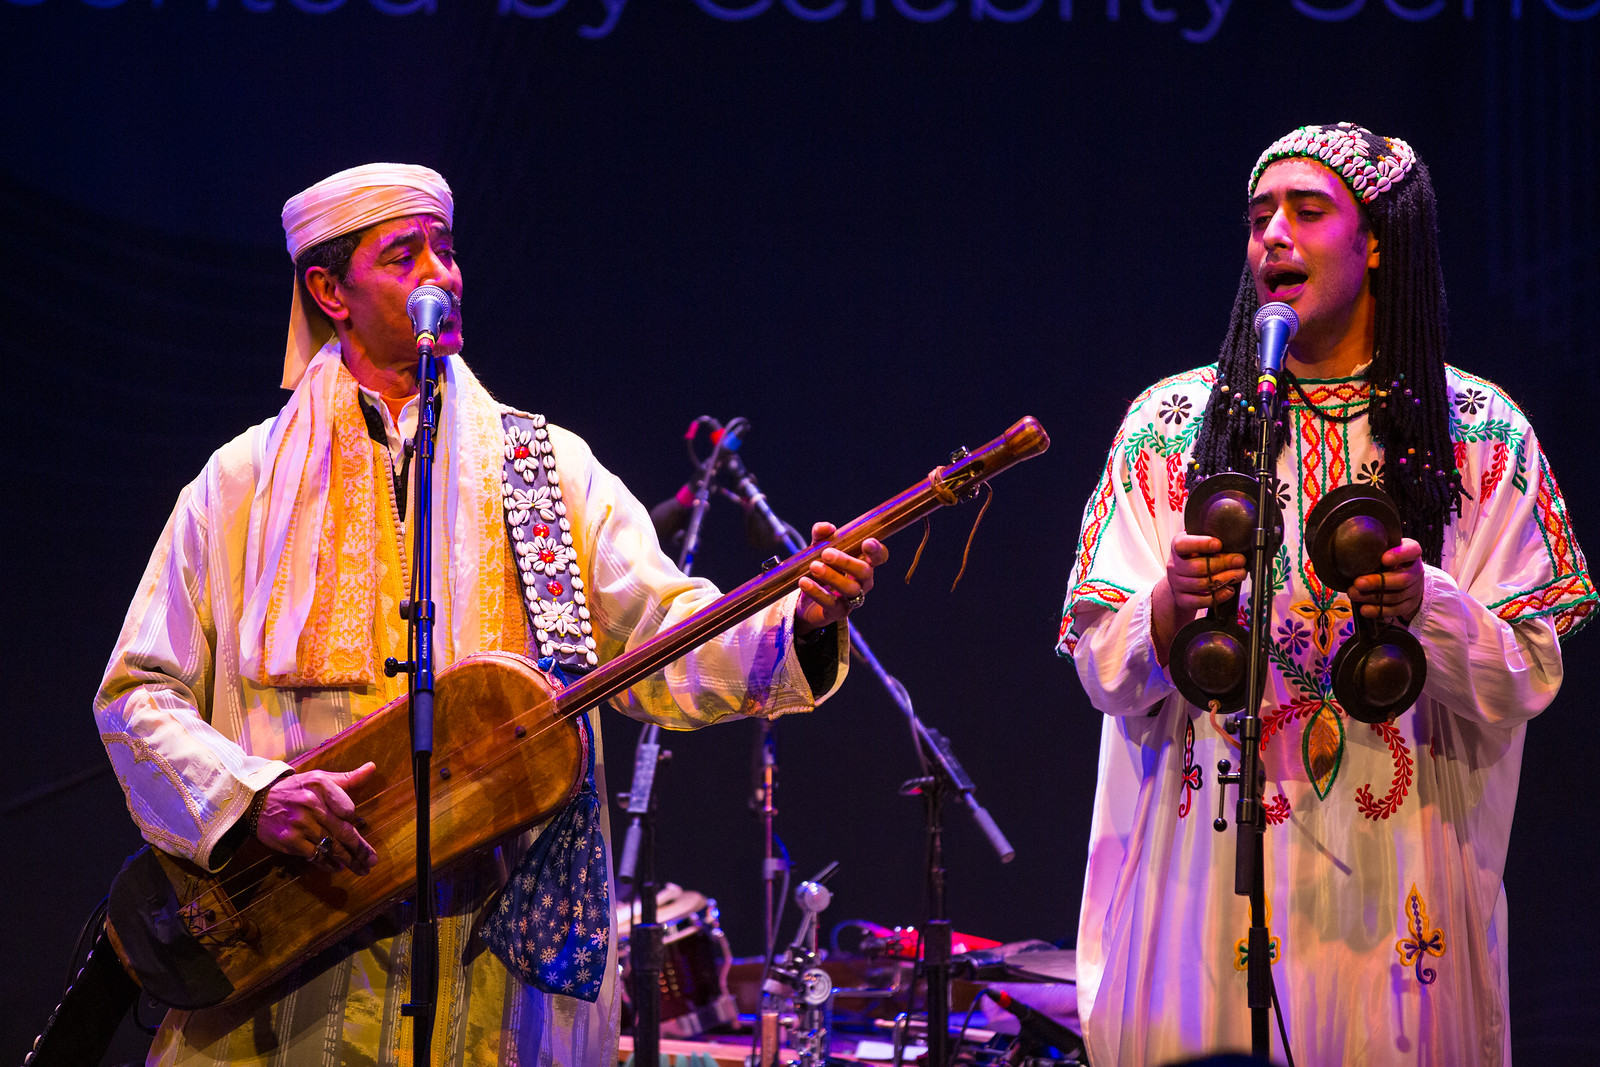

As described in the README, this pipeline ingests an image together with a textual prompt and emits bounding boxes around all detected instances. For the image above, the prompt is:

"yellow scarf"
[239,343,510,688]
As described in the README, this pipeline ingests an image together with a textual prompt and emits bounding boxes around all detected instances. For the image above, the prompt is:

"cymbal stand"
[763,865,841,1067]
[618,434,732,1067]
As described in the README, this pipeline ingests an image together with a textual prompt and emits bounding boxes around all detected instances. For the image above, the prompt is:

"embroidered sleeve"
[1059,367,1214,655]
[1402,370,1592,728]
[1446,369,1595,639]
[1059,367,1215,716]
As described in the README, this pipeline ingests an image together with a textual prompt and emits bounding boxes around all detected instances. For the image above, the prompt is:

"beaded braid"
[1190,155,1464,565]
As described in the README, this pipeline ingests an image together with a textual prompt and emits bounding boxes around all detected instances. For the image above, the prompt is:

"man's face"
[1246,159,1379,360]
[333,213,464,369]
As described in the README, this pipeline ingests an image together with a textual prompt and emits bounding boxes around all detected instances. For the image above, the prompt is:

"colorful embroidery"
[1233,897,1280,971]
[1480,440,1509,504]
[1394,884,1445,984]
[1263,793,1291,825]
[1179,718,1201,819]
[1354,719,1414,821]
[1059,579,1135,658]
[1289,598,1353,659]
[1166,452,1187,512]
[1301,704,1346,800]
[1159,394,1192,425]
[1450,368,1596,640]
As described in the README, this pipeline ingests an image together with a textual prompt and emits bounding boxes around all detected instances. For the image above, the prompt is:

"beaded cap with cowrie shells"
[1249,122,1418,205]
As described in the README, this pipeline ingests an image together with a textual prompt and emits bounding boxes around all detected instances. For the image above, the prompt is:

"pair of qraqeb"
[1170,473,1426,725]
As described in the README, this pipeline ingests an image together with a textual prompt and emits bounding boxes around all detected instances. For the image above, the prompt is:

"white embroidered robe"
[1059,366,1593,1067]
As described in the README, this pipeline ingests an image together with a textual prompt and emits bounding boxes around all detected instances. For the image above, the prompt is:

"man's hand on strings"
[1349,538,1425,623]
[1151,533,1248,664]
[794,522,889,634]
[255,762,379,875]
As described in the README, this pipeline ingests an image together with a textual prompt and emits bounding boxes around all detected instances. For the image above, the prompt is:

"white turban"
[279,163,455,389]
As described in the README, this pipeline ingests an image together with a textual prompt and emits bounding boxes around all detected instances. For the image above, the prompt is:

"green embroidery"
[1301,704,1346,800]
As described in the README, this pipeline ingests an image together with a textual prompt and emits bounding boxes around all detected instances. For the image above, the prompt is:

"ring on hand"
[314,836,334,861]
[844,592,866,612]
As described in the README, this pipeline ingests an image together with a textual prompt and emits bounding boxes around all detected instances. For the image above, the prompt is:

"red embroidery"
[1300,381,1368,406]
[1355,720,1414,820]
[1300,415,1326,515]
[1537,459,1577,575]
[1261,698,1325,748]
[1495,574,1595,636]
[1264,794,1291,825]
[1068,580,1132,610]
[1134,449,1155,517]
[1480,441,1508,504]
[1179,718,1201,819]
[1167,453,1187,512]
[1074,450,1119,584]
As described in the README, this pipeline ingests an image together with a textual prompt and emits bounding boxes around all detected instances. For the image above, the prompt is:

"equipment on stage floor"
[759,865,841,1067]
[617,884,740,1038]
[646,416,1036,1067]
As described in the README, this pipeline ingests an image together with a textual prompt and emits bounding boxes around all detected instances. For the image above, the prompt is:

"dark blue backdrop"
[2,3,1596,1062]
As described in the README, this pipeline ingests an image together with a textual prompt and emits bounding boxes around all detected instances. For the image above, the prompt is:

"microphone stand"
[719,445,1013,1067]
[384,329,442,1065]
[1214,370,1281,1060]
[617,725,666,1067]
[620,427,734,1067]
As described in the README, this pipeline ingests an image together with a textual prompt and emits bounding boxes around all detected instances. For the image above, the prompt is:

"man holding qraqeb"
[95,163,887,1065]
[1060,124,1593,1065]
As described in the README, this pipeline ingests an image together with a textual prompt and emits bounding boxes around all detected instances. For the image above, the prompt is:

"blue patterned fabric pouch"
[479,691,610,1001]
[479,412,611,1002]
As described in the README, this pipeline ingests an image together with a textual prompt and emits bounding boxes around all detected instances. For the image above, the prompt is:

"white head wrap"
[280,163,454,389]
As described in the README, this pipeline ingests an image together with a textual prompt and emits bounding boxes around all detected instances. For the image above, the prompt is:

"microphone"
[649,419,750,549]
[984,988,1081,1054]
[1252,301,1300,398]
[405,284,455,345]
[649,483,696,548]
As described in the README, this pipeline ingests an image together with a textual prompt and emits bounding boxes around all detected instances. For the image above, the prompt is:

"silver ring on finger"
[844,591,866,612]
[314,836,334,861]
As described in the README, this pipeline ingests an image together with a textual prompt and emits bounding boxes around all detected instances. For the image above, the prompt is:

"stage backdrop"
[2,3,1596,1062]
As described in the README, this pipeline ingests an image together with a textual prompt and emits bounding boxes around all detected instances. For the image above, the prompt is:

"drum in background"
[616,883,739,1037]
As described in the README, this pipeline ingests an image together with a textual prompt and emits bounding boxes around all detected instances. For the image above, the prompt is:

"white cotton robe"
[1059,366,1593,1067]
